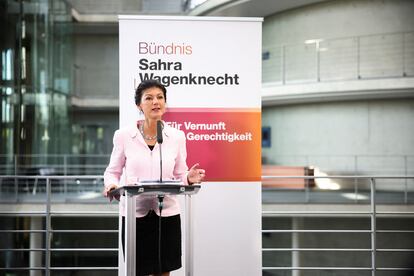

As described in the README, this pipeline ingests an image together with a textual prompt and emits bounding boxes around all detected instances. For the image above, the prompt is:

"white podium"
[110,182,201,276]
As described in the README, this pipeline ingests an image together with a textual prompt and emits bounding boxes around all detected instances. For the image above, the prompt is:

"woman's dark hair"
[135,80,167,105]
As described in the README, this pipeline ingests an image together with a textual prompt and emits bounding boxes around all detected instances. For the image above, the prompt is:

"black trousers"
[121,210,182,275]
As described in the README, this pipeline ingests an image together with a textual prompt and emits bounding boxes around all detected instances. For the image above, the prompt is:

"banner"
[119,16,262,276]
[119,16,261,182]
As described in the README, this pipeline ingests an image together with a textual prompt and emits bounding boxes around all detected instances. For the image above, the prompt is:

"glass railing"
[262,31,414,84]
[262,154,414,204]
[2,154,412,175]
[0,175,106,204]
[0,154,110,176]
[1,154,413,204]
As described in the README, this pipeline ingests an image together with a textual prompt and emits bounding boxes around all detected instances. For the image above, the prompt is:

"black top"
[148,145,155,151]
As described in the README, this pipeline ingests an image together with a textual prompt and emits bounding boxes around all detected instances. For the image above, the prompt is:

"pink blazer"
[104,121,189,217]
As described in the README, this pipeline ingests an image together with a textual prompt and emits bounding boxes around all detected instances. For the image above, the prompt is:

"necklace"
[138,122,157,141]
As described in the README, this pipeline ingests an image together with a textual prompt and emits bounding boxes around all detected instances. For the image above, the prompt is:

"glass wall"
[0,0,72,173]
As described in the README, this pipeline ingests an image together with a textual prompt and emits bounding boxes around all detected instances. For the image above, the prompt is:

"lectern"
[110,182,201,276]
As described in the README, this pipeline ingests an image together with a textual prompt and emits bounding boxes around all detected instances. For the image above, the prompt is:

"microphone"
[157,120,163,182]
[157,120,163,144]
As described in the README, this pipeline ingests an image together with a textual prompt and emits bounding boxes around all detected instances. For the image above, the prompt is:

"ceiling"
[66,0,186,22]
[66,0,186,14]
[66,0,330,22]
[189,0,329,17]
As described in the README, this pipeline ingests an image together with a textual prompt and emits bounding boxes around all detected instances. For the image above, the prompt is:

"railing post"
[305,177,310,203]
[316,41,320,82]
[63,155,68,195]
[14,155,18,202]
[356,36,361,79]
[402,32,406,77]
[45,178,51,276]
[354,155,359,203]
[404,155,408,204]
[370,177,376,276]
[282,45,286,85]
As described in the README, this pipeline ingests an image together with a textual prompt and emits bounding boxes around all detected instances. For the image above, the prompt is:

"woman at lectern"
[103,79,205,276]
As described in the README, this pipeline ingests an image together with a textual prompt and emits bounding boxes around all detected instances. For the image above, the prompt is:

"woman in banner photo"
[103,79,205,276]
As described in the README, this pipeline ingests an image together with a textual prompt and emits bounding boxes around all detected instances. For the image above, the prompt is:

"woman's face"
[138,87,166,120]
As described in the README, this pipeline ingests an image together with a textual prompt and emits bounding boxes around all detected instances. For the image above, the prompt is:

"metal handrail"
[263,267,373,270]
[262,175,414,179]
[1,175,413,273]
[261,175,414,274]
[0,175,117,273]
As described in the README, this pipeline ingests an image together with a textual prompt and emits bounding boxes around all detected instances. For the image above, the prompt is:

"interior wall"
[261,0,414,175]
[73,33,119,100]
[263,0,414,47]
[262,98,414,174]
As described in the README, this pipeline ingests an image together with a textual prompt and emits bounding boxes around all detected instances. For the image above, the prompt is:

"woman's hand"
[103,184,120,202]
[187,163,206,184]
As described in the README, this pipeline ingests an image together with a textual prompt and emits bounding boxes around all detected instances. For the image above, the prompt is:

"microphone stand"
[156,120,164,275]
[159,142,163,183]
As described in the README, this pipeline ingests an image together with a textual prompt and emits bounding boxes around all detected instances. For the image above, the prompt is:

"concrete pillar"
[30,217,43,276]
[292,217,303,276]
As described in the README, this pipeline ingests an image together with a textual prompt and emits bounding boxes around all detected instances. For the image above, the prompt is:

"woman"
[103,79,205,276]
